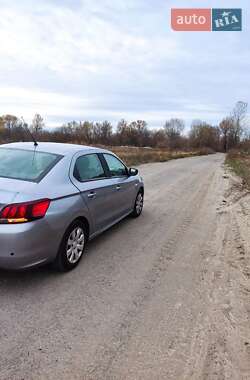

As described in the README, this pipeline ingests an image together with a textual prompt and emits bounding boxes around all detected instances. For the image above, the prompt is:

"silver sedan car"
[0,142,144,271]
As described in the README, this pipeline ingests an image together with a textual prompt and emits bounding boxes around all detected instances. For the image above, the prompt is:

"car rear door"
[70,152,118,233]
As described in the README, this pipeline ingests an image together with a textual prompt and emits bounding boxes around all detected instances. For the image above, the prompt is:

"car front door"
[70,152,119,234]
[101,153,138,217]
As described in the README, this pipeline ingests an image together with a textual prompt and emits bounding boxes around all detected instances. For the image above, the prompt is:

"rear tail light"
[0,199,50,224]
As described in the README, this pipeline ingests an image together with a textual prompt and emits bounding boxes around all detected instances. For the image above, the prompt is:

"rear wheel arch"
[53,217,89,272]
[59,215,90,246]
[72,216,90,240]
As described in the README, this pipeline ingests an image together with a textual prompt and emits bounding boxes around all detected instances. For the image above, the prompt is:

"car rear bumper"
[0,219,61,270]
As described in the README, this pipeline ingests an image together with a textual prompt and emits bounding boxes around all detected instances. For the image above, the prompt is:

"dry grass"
[103,146,214,167]
[0,140,214,167]
[226,150,250,189]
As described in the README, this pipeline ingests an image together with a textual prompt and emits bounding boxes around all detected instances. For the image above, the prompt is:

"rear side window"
[0,148,62,182]
[74,154,106,182]
[103,154,127,177]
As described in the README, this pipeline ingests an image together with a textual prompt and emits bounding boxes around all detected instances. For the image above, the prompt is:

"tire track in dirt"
[85,170,217,379]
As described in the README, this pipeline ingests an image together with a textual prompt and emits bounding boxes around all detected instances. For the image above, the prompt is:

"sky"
[0,0,249,129]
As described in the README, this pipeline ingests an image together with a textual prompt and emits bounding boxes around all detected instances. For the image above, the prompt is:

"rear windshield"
[0,148,62,182]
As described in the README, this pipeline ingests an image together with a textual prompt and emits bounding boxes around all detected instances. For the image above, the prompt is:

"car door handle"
[87,191,96,199]
[116,185,121,191]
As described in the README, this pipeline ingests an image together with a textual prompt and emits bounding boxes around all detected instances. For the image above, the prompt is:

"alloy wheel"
[66,227,85,264]
[136,193,143,214]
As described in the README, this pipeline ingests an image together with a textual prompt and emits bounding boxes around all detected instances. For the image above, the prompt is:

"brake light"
[0,199,50,224]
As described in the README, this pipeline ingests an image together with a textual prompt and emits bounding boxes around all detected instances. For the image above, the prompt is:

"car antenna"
[21,117,38,147]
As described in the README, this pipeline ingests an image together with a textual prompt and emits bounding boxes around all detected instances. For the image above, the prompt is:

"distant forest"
[0,101,248,152]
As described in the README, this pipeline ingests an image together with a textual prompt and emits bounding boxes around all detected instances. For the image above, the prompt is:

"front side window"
[103,154,127,177]
[74,154,105,181]
[0,148,62,182]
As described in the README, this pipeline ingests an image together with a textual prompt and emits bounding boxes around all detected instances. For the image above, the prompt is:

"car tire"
[131,190,144,218]
[53,220,88,272]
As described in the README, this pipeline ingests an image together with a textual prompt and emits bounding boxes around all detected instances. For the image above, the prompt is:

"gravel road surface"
[1,153,250,380]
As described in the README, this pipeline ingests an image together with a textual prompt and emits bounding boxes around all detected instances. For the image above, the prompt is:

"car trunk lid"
[0,178,37,209]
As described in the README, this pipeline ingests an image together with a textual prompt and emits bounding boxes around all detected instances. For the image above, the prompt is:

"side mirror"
[128,167,138,176]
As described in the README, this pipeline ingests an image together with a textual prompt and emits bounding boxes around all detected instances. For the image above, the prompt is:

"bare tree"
[134,120,149,147]
[31,114,45,135]
[93,121,112,145]
[0,114,20,141]
[189,120,220,151]
[1,115,19,132]
[76,121,94,144]
[164,118,185,150]
[230,101,248,144]
[219,117,233,152]
[0,116,4,131]
[151,129,168,148]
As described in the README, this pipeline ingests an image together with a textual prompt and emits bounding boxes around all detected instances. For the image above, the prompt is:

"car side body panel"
[0,143,144,270]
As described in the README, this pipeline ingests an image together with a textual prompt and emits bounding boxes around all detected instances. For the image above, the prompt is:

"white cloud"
[0,87,89,124]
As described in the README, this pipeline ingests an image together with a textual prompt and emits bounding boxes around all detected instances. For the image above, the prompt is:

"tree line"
[0,101,248,152]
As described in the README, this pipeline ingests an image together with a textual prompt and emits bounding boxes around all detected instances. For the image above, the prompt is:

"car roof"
[0,142,107,156]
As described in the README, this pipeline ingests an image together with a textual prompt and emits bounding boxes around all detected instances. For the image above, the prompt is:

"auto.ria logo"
[171,8,242,32]
[212,9,242,31]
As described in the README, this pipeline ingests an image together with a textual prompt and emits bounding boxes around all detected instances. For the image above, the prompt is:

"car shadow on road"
[0,262,56,287]
[0,210,149,289]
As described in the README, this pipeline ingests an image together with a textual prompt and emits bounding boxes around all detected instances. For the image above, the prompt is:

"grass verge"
[226,151,250,188]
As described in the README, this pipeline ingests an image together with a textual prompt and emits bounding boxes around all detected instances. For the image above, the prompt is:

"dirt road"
[1,153,250,379]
